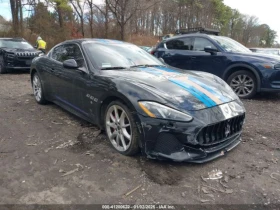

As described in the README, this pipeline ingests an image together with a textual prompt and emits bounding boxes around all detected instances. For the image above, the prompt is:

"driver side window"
[51,45,68,62]
[64,44,85,68]
[194,38,217,51]
[51,44,85,68]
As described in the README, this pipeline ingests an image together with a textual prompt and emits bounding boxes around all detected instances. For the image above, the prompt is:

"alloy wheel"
[33,74,42,102]
[105,105,132,152]
[230,74,254,97]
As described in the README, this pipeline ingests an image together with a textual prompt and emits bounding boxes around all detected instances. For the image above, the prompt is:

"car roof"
[60,38,127,45]
[162,33,214,42]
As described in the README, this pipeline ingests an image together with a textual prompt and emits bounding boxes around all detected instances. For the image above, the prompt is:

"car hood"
[231,52,280,63]
[1,48,39,53]
[103,66,238,111]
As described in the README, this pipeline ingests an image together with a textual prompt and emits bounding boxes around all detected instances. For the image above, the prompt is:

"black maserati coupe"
[30,39,246,163]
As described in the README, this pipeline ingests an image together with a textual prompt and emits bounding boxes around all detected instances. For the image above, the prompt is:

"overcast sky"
[224,0,280,42]
[1,0,280,42]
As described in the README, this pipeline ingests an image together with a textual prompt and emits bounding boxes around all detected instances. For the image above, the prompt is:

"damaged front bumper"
[149,133,241,163]
[138,101,245,163]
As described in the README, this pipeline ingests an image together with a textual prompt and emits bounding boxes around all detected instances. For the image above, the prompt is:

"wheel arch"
[222,63,261,92]
[98,93,138,129]
[98,93,144,149]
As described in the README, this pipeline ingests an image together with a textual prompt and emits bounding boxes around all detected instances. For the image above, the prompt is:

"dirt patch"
[1,73,280,205]
[69,131,105,153]
[138,158,183,185]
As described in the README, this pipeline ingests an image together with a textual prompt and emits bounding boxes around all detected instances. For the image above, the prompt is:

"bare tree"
[70,0,85,37]
[242,15,259,45]
[86,0,109,38]
[106,0,140,40]
[4,0,278,48]
[10,0,20,36]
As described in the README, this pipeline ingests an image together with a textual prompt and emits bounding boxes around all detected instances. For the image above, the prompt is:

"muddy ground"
[0,73,280,206]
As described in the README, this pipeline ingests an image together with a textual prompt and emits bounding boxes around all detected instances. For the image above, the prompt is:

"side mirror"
[204,47,218,55]
[63,59,78,69]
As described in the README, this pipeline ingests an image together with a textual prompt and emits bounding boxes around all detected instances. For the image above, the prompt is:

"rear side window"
[194,38,217,51]
[166,37,193,50]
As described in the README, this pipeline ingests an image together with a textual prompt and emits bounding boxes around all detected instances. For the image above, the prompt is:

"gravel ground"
[0,73,280,207]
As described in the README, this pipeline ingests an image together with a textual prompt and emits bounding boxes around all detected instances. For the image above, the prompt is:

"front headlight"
[138,101,193,122]
[261,63,276,69]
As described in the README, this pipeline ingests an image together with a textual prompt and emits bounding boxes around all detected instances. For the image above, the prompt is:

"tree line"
[0,0,278,49]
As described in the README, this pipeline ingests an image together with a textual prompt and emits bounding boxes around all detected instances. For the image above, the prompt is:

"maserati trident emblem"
[225,121,231,137]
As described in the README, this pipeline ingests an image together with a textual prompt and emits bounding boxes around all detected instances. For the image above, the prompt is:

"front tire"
[104,101,140,156]
[32,72,47,104]
[227,70,257,99]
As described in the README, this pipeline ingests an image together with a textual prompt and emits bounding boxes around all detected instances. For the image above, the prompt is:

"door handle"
[190,56,196,59]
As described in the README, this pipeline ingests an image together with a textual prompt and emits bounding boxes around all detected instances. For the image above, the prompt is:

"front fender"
[98,79,168,117]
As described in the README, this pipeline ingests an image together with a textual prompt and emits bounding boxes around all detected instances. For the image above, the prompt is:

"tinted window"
[51,44,85,67]
[64,44,85,67]
[51,45,67,62]
[166,37,193,50]
[193,38,217,51]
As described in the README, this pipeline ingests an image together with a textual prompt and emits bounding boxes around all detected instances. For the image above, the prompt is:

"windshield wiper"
[100,66,127,70]
[130,64,166,68]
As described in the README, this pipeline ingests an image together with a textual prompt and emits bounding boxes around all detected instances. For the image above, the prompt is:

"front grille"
[197,114,245,146]
[16,52,37,57]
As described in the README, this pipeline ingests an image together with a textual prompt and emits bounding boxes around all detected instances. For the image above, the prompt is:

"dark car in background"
[0,38,43,74]
[153,28,280,99]
[139,46,151,52]
[30,38,245,163]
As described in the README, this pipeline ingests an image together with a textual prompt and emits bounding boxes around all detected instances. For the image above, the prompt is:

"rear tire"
[104,101,140,156]
[0,56,6,74]
[32,72,47,104]
[227,70,257,99]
